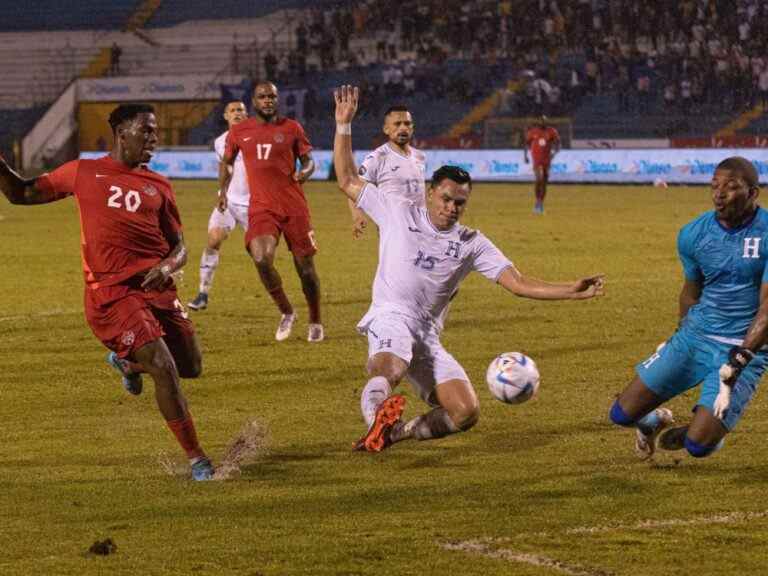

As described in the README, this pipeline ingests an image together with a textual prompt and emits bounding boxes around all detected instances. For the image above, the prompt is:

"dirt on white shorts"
[208,203,249,233]
[361,312,469,406]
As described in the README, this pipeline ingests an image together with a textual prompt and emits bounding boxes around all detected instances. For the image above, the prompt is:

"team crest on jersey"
[142,184,158,197]
[120,330,136,346]
[274,133,285,143]
[358,165,367,175]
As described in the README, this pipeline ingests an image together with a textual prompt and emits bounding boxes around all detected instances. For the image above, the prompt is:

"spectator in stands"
[264,51,277,81]
[110,42,122,76]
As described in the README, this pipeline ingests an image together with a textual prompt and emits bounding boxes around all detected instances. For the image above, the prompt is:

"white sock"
[199,248,220,294]
[398,408,459,441]
[361,376,391,428]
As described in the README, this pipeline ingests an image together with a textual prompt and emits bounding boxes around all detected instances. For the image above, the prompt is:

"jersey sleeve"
[34,160,79,201]
[293,122,313,157]
[358,153,379,183]
[159,188,183,241]
[525,129,534,146]
[355,182,392,226]
[677,225,703,281]
[551,128,561,144]
[223,130,239,163]
[471,232,514,281]
[214,134,226,163]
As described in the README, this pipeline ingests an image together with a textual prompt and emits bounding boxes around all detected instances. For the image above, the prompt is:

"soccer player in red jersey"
[221,81,323,342]
[0,104,214,481]
[524,116,560,214]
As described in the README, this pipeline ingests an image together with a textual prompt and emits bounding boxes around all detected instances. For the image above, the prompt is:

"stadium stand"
[0,1,136,32]
[4,0,768,165]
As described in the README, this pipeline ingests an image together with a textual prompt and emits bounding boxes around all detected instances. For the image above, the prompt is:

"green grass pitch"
[1,181,767,575]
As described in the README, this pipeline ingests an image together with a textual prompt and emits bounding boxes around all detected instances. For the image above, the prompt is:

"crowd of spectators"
[232,0,768,130]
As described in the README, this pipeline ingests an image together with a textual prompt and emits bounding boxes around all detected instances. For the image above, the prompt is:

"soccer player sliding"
[0,104,214,481]
[610,157,768,461]
[333,85,605,452]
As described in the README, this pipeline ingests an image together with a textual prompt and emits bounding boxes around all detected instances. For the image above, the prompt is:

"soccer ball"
[486,352,540,404]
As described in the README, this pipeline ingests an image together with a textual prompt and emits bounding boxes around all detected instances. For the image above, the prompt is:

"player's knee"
[450,402,480,431]
[369,359,406,384]
[609,400,637,427]
[684,436,724,458]
[178,357,202,379]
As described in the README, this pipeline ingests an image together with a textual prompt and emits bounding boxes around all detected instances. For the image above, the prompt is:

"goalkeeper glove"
[714,346,755,419]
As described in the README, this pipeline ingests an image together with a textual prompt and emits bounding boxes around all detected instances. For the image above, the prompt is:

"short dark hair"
[431,165,472,189]
[716,156,759,189]
[384,105,410,117]
[108,103,155,134]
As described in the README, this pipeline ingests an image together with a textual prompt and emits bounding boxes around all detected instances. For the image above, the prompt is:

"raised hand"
[334,85,359,124]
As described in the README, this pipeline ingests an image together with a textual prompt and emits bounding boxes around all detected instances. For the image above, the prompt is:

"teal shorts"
[635,326,766,431]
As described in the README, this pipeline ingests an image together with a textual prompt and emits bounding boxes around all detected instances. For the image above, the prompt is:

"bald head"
[253,82,279,121]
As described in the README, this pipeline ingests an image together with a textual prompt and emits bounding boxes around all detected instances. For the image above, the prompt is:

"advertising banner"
[77,75,246,102]
[81,148,768,183]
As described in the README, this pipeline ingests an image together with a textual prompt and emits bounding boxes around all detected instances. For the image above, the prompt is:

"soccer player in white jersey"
[188,101,249,310]
[347,105,427,238]
[333,85,606,452]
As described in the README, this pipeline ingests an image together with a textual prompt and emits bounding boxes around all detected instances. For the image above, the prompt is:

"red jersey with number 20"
[35,156,182,288]
[526,126,560,165]
[224,116,313,216]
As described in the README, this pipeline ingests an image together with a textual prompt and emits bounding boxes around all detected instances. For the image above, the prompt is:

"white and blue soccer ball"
[486,352,540,404]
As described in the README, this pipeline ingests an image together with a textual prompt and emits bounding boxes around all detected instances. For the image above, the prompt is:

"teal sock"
[637,410,660,436]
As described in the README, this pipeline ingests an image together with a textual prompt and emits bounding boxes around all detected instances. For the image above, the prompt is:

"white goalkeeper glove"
[714,347,755,420]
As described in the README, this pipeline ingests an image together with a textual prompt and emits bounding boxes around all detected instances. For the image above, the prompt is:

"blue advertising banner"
[81,149,768,183]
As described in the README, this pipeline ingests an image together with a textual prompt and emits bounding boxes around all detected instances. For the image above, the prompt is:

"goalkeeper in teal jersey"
[610,156,768,459]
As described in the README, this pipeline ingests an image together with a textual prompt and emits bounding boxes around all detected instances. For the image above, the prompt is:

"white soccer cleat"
[635,407,674,459]
[275,313,296,341]
[307,323,324,342]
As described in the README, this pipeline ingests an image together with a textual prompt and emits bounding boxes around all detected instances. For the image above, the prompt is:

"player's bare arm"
[0,157,56,205]
[678,278,702,322]
[141,230,188,290]
[293,153,315,183]
[497,266,604,300]
[218,156,234,212]
[333,85,366,202]
[347,198,368,238]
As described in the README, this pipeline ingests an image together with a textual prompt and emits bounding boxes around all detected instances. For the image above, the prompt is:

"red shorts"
[532,158,551,170]
[245,209,317,257]
[84,282,194,359]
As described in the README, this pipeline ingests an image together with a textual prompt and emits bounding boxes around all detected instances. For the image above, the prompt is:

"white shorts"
[207,203,249,233]
[362,312,469,406]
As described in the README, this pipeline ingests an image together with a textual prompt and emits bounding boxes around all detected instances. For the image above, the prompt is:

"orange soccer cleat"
[353,395,406,453]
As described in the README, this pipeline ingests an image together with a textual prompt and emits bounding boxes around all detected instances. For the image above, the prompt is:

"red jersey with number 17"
[526,126,560,165]
[35,156,182,289]
[224,116,313,216]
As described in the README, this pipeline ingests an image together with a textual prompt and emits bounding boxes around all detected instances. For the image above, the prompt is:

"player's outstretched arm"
[141,230,188,291]
[497,266,604,300]
[333,85,366,202]
[0,157,56,205]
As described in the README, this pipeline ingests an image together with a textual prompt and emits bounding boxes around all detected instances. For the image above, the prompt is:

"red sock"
[166,415,205,460]
[268,286,293,315]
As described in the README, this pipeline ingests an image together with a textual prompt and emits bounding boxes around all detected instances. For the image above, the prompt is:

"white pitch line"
[0,309,80,323]
[566,510,768,535]
[440,540,614,576]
